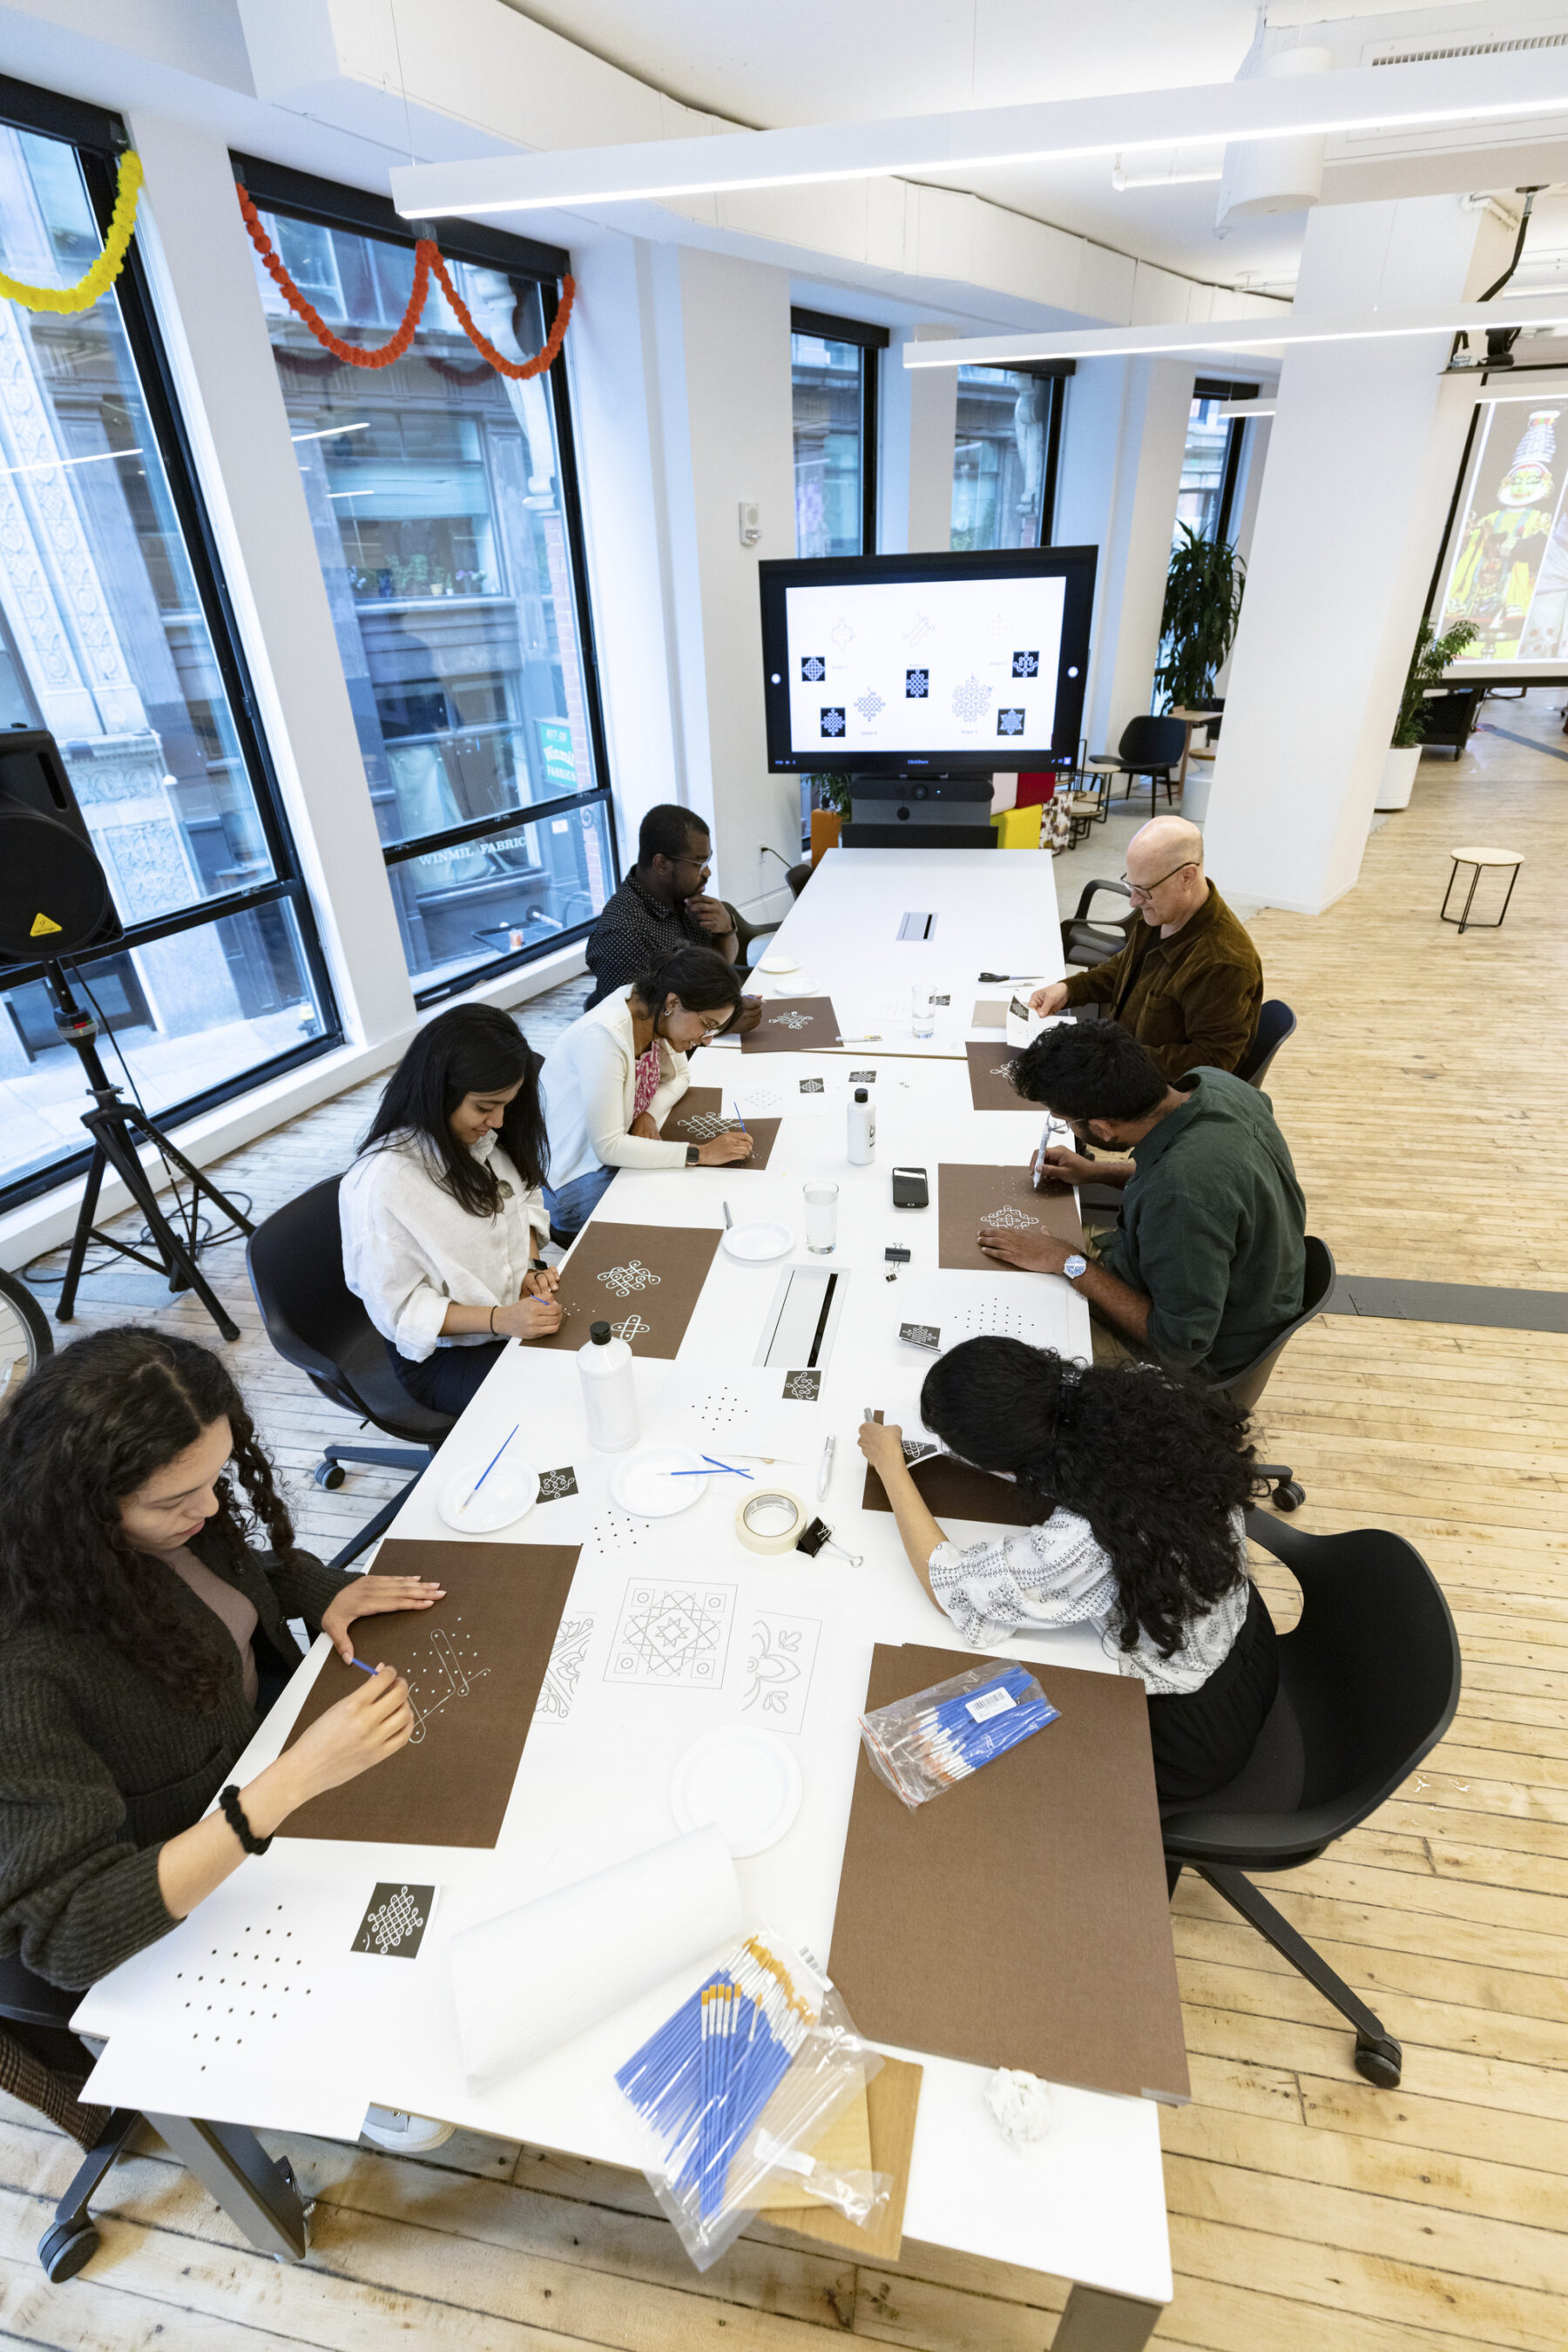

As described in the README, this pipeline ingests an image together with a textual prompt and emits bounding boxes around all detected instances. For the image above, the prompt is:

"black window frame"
[234,154,620,1009]
[790,307,888,558]
[0,73,344,1214]
[950,357,1071,551]
[1192,376,1260,548]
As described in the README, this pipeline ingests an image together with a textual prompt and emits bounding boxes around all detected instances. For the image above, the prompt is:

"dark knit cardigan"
[0,1534,354,1990]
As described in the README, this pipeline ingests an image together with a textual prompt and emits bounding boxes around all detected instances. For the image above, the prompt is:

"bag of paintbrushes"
[858,1659,1059,1808]
[612,1928,889,2271]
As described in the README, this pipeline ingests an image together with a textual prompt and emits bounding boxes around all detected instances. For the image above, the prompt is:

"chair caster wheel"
[1273,1480,1305,1511]
[39,2217,99,2281]
[314,1463,346,1490]
[1354,2034,1402,2089]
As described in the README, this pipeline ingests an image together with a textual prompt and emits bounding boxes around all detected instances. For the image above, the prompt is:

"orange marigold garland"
[235,181,575,380]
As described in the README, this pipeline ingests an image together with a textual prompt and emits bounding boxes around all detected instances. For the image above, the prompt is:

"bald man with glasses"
[1031,815,1263,1083]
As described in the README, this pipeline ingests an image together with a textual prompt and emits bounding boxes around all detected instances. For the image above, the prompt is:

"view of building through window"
[1174,384,1254,546]
[791,328,870,560]
[253,202,613,999]
[951,366,1058,551]
[0,123,331,1204]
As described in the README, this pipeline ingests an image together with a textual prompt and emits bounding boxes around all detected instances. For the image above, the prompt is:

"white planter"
[1376,746,1421,811]
[1181,764,1213,823]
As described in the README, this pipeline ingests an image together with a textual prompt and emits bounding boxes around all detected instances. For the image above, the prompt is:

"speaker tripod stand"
[45,962,253,1342]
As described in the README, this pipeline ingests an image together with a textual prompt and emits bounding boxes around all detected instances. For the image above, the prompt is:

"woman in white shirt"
[540,945,754,1240]
[856,1338,1278,1806]
[340,1004,563,1416]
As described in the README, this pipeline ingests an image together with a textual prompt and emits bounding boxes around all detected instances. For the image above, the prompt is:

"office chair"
[1212,1235,1336,1510]
[1060,878,1138,968]
[1235,1000,1297,1089]
[0,1954,310,2277]
[1163,1510,1461,2089]
[247,1176,455,1571]
[1084,714,1187,821]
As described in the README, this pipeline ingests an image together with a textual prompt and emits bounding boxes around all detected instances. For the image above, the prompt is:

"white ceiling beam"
[389,51,1568,219]
[898,294,1568,368]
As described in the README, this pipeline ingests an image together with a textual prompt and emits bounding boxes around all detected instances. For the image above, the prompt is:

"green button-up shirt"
[1104,1068,1307,1380]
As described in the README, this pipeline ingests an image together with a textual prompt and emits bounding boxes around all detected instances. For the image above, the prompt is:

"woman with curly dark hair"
[0,1326,439,1993]
[856,1338,1277,1804]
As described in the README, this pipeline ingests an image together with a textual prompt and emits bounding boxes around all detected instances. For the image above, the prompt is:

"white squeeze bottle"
[847,1087,875,1166]
[578,1320,640,1450]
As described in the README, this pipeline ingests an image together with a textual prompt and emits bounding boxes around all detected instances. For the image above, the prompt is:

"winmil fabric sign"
[278,1541,580,1848]
[531,1220,720,1356]
[658,1087,781,1169]
[936,1162,1085,1271]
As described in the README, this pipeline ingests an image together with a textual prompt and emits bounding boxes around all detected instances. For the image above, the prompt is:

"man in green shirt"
[983,1021,1307,1381]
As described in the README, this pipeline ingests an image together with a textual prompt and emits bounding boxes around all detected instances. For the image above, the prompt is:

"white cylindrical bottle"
[847,1087,875,1166]
[578,1320,640,1451]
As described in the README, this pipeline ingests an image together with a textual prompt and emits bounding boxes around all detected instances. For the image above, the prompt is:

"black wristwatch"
[219,1784,271,1856]
[686,1144,700,1166]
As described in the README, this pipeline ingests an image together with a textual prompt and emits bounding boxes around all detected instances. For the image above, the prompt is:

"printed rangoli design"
[538,1615,594,1721]
[605,1580,736,1687]
[597,1260,661,1299]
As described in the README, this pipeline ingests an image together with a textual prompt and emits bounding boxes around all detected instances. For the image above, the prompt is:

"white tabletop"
[78,851,1171,2310]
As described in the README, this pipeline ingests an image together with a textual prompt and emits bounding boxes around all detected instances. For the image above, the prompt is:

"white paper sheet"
[449,1826,742,2087]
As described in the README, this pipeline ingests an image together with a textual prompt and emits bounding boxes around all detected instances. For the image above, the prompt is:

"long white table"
[78,848,1173,2349]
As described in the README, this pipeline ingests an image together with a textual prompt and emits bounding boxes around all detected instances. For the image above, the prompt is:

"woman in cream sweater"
[540,945,753,1238]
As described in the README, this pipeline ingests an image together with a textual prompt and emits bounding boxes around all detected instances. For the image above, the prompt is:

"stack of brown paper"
[531,1220,720,1356]
[658,1088,780,1169]
[828,1642,1189,2105]
[760,2057,923,2263]
[278,1541,580,1848]
[936,1161,1085,1271]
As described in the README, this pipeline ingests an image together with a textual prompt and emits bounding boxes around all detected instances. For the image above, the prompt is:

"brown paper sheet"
[964,1039,1027,1111]
[531,1220,720,1357]
[936,1161,1085,1272]
[761,2058,923,2262]
[658,1088,780,1170]
[828,1643,1189,2104]
[971,1000,1007,1030]
[757,2085,872,2207]
[277,1540,580,1848]
[862,1453,1041,1527]
[740,996,841,1054]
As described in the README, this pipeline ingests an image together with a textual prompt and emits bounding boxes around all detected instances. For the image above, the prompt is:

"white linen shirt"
[927,1505,1251,1695]
[539,987,693,1192]
[339,1131,549,1362]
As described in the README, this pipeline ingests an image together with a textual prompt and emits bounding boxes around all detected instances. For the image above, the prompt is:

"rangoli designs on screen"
[997,707,1025,736]
[905,666,929,697]
[605,1579,736,1688]
[855,688,886,722]
[820,706,846,738]
[950,675,991,724]
[801,653,826,682]
[1012,650,1039,677]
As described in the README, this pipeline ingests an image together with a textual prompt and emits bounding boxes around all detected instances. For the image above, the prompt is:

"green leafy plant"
[1391,619,1479,748]
[1155,525,1247,713]
[808,772,855,815]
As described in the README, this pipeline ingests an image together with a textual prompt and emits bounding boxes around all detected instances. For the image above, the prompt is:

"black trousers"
[385,1335,509,1416]
[1146,1581,1279,1807]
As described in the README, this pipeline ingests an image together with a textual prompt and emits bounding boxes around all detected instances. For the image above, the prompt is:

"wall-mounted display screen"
[1435,389,1568,679]
[759,546,1097,774]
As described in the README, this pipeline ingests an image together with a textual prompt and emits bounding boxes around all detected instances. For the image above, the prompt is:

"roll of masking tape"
[735,1488,808,1555]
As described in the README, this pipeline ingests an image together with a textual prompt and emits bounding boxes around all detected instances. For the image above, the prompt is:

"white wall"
[879,324,961,555]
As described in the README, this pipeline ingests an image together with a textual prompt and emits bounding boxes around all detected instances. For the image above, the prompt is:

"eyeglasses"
[1121,860,1196,905]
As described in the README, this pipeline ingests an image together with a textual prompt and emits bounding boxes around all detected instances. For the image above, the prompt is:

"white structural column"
[880,322,961,553]
[125,109,415,1049]
[1202,194,1511,915]
[1055,356,1193,755]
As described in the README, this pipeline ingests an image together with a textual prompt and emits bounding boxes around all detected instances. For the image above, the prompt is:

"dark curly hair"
[1010,1021,1167,1123]
[362,1003,548,1216]
[0,1326,297,1714]
[918,1338,1258,1659]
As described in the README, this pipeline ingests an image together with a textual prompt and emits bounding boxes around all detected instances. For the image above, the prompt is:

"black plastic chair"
[1235,999,1297,1089]
[0,1953,310,2277]
[1061,878,1139,968]
[1211,1234,1336,1509]
[1163,1510,1461,2089]
[247,1175,454,1571]
[1085,714,1187,821]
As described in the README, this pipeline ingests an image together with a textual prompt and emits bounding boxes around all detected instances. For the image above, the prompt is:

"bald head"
[1125,814,1209,933]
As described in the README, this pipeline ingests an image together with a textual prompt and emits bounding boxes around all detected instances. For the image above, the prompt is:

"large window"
[0,84,336,1208]
[1174,379,1256,546]
[951,366,1067,551]
[791,308,885,560]
[242,161,616,1004]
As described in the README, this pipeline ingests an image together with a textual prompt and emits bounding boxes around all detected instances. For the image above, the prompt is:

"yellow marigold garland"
[0,151,143,314]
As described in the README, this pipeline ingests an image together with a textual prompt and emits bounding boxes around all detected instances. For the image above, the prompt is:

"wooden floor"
[4,707,1567,2352]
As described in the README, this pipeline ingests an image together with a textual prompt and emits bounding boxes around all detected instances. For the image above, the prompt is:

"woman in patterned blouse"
[856,1339,1278,1804]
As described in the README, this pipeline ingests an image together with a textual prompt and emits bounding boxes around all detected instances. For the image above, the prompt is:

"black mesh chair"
[0,1954,309,2278]
[1060,878,1138,968]
[1212,1234,1336,1510]
[247,1175,454,1571]
[1084,714,1187,821]
[1163,1510,1461,2089]
[1235,1000,1297,1089]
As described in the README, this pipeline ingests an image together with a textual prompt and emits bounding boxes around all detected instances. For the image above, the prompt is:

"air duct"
[1217,46,1335,227]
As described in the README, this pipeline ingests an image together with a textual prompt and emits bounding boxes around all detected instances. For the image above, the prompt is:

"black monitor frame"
[759,544,1097,777]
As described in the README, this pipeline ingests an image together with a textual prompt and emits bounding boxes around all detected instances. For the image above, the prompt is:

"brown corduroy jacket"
[1061,885,1263,1082]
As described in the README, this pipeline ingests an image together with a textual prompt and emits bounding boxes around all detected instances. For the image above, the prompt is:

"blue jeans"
[544,1162,618,1240]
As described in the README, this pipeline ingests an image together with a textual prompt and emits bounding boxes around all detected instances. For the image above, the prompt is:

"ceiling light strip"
[899,294,1568,369]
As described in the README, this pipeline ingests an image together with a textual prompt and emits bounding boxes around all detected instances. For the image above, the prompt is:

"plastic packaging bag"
[614,1930,888,2271]
[858,1661,1059,1808]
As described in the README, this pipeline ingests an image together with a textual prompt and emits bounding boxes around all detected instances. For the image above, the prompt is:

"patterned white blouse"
[927,1505,1251,1696]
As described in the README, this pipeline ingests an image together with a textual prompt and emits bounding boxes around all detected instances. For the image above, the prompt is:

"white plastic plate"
[436,1456,540,1533]
[669,1725,804,1857]
[608,1443,708,1517]
[722,1220,795,1264]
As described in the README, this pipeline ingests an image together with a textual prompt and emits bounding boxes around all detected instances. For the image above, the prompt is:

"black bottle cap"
[590,1320,612,1343]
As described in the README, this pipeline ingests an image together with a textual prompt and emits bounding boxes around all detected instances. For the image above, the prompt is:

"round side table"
[1441,846,1524,934]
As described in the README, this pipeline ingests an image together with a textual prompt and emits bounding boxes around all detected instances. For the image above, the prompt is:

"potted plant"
[807,771,853,863]
[1377,619,1479,810]
[1154,526,1246,821]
